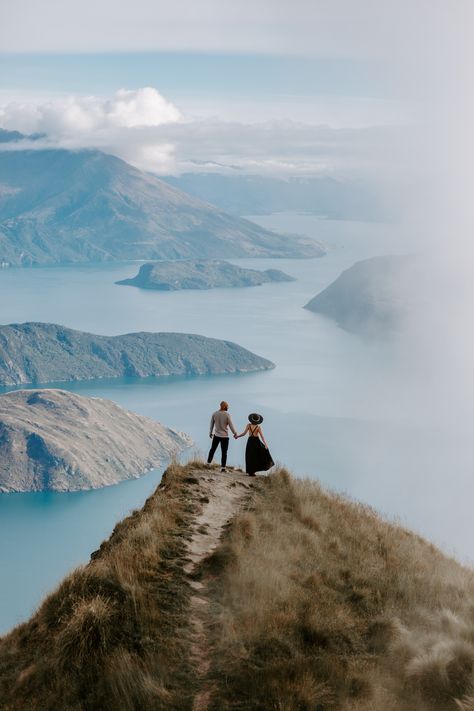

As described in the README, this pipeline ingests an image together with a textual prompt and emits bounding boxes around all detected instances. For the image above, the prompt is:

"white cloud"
[102,88,182,128]
[0,88,182,136]
[0,87,403,180]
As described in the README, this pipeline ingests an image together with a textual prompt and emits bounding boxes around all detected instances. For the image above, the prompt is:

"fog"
[373,4,474,424]
[334,3,474,560]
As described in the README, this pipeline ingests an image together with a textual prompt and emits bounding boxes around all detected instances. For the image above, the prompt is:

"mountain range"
[163,172,388,220]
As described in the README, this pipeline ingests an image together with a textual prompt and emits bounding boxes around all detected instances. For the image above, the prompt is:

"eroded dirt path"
[184,465,252,711]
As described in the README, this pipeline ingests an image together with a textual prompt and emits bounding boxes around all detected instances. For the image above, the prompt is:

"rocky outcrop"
[116,259,295,291]
[0,322,274,386]
[0,389,191,492]
[0,147,324,266]
[304,255,415,333]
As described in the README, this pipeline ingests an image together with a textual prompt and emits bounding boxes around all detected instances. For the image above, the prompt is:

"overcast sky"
[0,1,434,57]
[0,1,463,177]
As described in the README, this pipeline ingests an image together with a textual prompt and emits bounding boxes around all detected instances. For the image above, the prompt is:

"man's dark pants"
[207,436,229,467]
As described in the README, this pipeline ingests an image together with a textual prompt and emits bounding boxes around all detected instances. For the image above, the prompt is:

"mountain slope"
[1,463,473,710]
[0,322,274,386]
[0,148,323,265]
[0,389,191,492]
[305,254,416,333]
[163,172,388,220]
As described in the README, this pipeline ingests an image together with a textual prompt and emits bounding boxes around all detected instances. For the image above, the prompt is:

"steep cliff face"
[0,389,191,492]
[116,259,295,291]
[0,322,275,386]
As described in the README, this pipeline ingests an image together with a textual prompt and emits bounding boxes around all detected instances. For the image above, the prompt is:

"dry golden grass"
[0,462,206,711]
[2,462,473,711]
[204,468,474,710]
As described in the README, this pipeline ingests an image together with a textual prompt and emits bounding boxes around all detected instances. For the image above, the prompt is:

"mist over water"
[374,3,474,425]
[0,212,473,634]
[314,4,474,555]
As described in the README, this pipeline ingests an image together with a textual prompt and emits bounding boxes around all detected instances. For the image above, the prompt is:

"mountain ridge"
[0,462,472,709]
[163,171,388,221]
[0,322,274,386]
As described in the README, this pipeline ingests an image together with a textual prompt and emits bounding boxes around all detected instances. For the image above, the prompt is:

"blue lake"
[0,213,471,635]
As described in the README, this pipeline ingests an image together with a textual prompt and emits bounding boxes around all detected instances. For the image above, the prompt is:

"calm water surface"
[0,214,471,635]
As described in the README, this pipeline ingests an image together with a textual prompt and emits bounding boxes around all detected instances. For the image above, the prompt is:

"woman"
[236,413,274,476]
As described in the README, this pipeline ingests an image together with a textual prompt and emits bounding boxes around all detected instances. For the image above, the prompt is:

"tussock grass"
[2,462,473,710]
[0,462,201,711]
[205,468,474,710]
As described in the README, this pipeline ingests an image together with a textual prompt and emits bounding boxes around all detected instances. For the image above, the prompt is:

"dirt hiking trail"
[183,465,254,711]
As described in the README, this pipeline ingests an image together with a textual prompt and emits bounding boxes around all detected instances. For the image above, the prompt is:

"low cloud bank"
[0,87,402,180]
[0,87,182,135]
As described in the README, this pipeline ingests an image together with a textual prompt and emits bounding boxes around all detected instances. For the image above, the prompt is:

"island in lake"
[0,322,274,386]
[0,389,191,492]
[116,259,295,291]
[304,254,415,333]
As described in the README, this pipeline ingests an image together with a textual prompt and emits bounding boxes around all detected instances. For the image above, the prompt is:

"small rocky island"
[304,255,414,333]
[116,259,295,291]
[0,323,274,386]
[0,389,191,492]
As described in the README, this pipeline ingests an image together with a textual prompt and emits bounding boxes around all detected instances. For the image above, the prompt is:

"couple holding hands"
[207,400,274,477]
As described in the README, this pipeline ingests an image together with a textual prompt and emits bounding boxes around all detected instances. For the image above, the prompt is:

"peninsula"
[305,254,415,333]
[0,389,191,492]
[0,322,274,386]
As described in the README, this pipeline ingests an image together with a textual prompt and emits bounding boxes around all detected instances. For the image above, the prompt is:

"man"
[207,400,237,472]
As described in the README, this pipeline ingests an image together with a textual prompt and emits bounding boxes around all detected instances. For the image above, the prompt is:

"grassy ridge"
[204,470,474,710]
[0,463,201,711]
[1,464,474,710]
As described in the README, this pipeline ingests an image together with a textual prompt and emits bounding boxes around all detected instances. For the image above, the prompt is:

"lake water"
[0,213,472,635]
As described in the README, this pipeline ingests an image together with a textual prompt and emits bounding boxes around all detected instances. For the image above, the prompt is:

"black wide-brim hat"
[248,413,263,424]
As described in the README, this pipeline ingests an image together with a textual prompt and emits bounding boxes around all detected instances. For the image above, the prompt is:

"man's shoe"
[221,467,226,472]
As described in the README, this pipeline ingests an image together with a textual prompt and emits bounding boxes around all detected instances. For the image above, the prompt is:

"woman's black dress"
[245,428,274,475]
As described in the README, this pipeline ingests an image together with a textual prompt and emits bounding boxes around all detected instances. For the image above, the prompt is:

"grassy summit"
[1,464,473,710]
